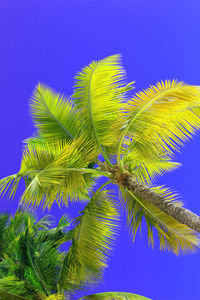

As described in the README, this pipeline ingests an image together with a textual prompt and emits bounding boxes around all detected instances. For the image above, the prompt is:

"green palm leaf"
[119,80,200,168]
[0,211,72,299]
[0,174,22,200]
[0,134,101,209]
[73,54,126,156]
[20,135,98,209]
[120,186,199,254]
[79,291,151,300]
[30,84,82,141]
[124,147,181,184]
[59,185,119,292]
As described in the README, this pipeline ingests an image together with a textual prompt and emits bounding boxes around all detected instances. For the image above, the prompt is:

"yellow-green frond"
[0,175,21,200]
[124,145,181,184]
[59,186,119,292]
[120,186,199,254]
[30,84,82,141]
[79,291,151,300]
[122,81,200,161]
[19,135,98,209]
[73,54,126,149]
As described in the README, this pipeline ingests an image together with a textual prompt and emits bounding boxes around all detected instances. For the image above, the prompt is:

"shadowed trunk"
[121,172,200,233]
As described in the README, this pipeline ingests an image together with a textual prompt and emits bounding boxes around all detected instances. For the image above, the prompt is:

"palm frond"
[0,211,70,298]
[79,291,151,300]
[0,276,29,300]
[124,146,181,184]
[59,186,119,292]
[120,186,199,254]
[19,135,98,209]
[73,54,126,150]
[121,81,200,162]
[0,134,99,210]
[30,84,82,141]
[0,174,22,200]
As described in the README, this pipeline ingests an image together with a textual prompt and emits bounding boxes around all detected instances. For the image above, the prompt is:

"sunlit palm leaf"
[124,147,180,184]
[59,186,119,292]
[1,135,98,209]
[122,81,200,162]
[30,84,82,141]
[120,186,199,254]
[79,291,151,300]
[20,136,98,209]
[0,174,21,200]
[73,54,126,149]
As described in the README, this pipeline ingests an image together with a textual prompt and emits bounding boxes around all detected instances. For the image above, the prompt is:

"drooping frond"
[59,186,119,292]
[79,291,151,300]
[73,54,126,150]
[30,84,82,141]
[120,186,199,254]
[0,174,22,200]
[19,135,99,209]
[120,81,200,164]
[124,145,180,184]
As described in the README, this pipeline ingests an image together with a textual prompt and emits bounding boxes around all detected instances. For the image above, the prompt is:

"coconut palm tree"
[0,210,71,299]
[0,210,150,300]
[1,54,200,272]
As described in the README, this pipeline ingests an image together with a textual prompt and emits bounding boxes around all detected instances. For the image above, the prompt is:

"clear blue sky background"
[1,1,200,299]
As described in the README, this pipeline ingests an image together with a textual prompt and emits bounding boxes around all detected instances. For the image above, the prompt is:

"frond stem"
[27,168,112,178]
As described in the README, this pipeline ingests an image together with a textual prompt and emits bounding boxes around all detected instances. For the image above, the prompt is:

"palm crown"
[1,54,200,288]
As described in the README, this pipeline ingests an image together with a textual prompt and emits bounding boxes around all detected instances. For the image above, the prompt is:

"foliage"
[1,54,200,297]
[0,210,70,299]
[0,210,150,300]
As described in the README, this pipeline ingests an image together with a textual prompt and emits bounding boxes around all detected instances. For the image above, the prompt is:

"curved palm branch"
[124,147,180,184]
[73,54,128,165]
[59,184,119,292]
[0,135,108,209]
[30,84,82,142]
[118,80,200,169]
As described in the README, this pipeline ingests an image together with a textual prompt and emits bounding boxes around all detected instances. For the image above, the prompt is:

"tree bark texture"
[121,172,200,233]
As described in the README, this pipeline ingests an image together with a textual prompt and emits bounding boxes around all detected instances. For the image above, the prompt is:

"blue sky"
[1,1,200,299]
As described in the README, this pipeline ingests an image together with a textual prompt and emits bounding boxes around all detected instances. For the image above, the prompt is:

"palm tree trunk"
[121,172,200,233]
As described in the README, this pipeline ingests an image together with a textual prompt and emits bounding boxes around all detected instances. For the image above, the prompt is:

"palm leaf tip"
[120,186,200,254]
[0,174,21,200]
